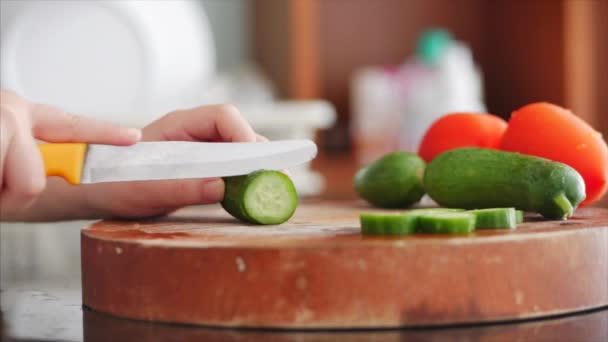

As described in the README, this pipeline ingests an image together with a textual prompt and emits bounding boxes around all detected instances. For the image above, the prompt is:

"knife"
[38,140,317,184]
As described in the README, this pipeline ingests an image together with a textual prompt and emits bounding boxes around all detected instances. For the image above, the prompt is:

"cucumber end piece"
[242,171,299,225]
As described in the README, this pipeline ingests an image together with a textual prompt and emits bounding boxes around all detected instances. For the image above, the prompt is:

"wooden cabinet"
[253,0,607,132]
[253,0,607,206]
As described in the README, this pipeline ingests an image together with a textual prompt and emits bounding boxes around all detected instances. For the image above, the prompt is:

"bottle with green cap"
[416,28,453,65]
[399,28,486,152]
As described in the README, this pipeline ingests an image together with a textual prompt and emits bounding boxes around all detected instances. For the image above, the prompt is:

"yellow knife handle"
[38,143,88,184]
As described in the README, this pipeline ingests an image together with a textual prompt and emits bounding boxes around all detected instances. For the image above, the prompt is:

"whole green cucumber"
[423,148,586,219]
[354,151,426,208]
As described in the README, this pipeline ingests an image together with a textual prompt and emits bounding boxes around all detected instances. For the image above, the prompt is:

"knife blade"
[38,140,317,184]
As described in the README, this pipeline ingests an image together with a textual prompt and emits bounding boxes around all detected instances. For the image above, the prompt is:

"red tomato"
[500,102,608,206]
[418,113,508,162]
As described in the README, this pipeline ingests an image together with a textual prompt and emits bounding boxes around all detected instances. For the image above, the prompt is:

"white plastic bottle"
[399,29,486,152]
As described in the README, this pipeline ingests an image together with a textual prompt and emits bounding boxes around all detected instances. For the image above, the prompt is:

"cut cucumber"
[406,208,465,215]
[516,210,524,224]
[221,174,254,222]
[360,208,463,235]
[417,212,476,234]
[360,213,418,235]
[469,208,517,229]
[221,170,298,225]
[359,207,528,235]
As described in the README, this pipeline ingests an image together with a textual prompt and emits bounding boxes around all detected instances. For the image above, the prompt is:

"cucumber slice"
[469,208,517,229]
[417,212,476,234]
[360,213,418,235]
[406,208,465,215]
[360,208,463,235]
[221,170,298,225]
[516,210,524,224]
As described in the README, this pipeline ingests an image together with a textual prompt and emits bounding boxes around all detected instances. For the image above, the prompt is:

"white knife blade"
[80,139,317,184]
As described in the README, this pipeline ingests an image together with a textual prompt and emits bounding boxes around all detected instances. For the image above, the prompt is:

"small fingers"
[0,107,18,189]
[84,178,225,219]
[256,133,269,142]
[0,132,46,215]
[31,104,141,145]
[143,104,258,143]
[154,178,225,209]
[0,90,45,215]
[209,104,258,142]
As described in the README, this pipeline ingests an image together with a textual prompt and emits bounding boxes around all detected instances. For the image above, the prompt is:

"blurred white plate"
[0,0,216,124]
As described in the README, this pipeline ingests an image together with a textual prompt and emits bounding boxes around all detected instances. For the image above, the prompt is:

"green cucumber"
[360,208,463,235]
[406,208,465,215]
[469,208,517,229]
[516,210,524,224]
[360,213,418,235]
[417,212,476,234]
[354,151,426,208]
[423,148,586,220]
[221,170,298,225]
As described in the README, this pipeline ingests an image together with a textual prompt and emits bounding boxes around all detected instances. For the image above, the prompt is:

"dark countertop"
[1,219,607,342]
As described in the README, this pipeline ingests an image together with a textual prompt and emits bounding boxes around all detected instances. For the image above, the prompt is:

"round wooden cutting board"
[81,200,608,329]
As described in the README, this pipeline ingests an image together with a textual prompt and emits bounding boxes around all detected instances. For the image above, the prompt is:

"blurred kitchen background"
[0,0,607,339]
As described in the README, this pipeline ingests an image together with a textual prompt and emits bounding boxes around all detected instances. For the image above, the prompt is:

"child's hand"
[78,104,265,219]
[0,89,141,218]
[1,90,265,222]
